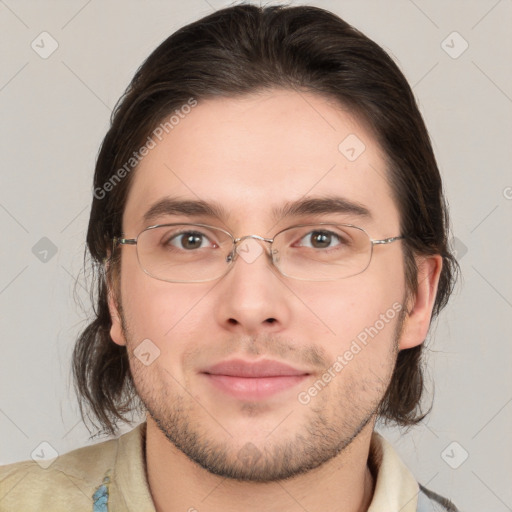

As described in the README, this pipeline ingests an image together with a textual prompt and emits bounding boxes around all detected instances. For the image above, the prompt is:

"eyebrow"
[142,195,372,226]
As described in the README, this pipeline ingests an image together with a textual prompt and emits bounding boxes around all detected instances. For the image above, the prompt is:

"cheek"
[306,277,398,318]
[120,261,209,356]
[292,271,404,358]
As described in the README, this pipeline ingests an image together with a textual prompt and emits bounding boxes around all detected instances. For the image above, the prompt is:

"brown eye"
[177,232,205,250]
[298,230,344,249]
[310,231,333,248]
[163,230,213,251]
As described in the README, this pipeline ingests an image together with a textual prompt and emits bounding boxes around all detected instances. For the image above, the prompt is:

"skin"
[107,88,442,512]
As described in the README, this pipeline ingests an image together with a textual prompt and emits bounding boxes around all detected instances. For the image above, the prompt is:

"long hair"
[73,3,459,436]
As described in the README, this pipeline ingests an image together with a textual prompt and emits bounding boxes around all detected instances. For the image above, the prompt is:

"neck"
[144,417,376,512]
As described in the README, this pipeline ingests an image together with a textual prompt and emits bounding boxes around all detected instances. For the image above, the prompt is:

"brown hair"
[73,3,459,436]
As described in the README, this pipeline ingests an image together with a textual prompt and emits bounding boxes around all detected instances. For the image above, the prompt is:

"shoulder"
[369,431,460,512]
[417,485,460,512]
[0,432,120,511]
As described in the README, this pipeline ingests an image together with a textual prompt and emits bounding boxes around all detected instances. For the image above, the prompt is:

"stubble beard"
[121,306,405,483]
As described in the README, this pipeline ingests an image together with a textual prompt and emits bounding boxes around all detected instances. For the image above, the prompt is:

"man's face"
[110,89,411,481]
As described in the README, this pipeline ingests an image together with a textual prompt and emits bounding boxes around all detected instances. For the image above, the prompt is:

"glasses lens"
[134,223,371,283]
[273,224,371,280]
[136,224,233,282]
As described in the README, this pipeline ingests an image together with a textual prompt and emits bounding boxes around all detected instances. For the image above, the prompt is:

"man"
[0,3,460,511]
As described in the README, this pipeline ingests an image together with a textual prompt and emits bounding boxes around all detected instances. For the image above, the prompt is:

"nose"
[213,236,292,335]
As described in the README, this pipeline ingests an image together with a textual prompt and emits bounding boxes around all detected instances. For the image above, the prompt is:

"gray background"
[1,0,511,510]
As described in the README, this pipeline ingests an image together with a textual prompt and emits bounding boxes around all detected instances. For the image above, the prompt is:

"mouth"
[200,359,311,400]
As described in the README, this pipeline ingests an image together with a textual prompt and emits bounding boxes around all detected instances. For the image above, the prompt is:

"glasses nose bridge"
[230,233,276,264]
[234,233,274,246]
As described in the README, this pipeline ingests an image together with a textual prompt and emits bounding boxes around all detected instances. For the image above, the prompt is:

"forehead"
[122,89,399,235]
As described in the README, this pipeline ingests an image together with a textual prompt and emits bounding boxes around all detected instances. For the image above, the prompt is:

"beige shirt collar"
[367,431,419,511]
[112,423,419,511]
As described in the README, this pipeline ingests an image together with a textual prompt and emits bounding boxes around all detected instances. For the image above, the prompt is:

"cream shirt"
[0,423,452,511]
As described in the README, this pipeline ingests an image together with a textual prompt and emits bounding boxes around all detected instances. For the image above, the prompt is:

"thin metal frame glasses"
[113,222,405,283]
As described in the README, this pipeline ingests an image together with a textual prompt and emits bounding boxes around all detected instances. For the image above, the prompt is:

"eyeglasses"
[112,223,404,283]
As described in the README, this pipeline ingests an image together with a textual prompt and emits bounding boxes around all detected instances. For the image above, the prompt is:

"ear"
[105,261,127,347]
[398,254,443,350]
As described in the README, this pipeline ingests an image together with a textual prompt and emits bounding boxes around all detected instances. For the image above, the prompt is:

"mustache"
[184,333,329,371]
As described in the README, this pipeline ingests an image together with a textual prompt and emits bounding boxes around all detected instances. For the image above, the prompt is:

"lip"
[203,359,309,377]
[201,359,310,400]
